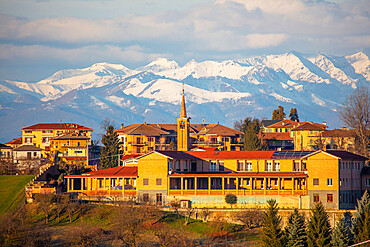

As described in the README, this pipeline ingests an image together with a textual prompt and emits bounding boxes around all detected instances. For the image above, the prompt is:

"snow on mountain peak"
[346,52,370,81]
[137,58,179,72]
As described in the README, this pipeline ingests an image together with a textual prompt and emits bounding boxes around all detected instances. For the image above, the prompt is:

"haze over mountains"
[0,51,369,143]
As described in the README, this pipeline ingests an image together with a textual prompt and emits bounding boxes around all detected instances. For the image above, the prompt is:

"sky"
[0,0,369,82]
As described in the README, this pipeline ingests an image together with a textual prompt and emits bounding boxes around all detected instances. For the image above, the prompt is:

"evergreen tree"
[307,202,331,247]
[285,209,307,247]
[100,125,119,169]
[262,199,285,247]
[331,212,353,247]
[272,106,286,120]
[352,190,370,243]
[234,117,262,150]
[289,108,300,122]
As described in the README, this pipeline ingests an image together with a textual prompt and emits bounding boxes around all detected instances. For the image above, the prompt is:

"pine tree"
[100,125,119,169]
[234,117,262,150]
[331,212,353,247]
[352,190,370,243]
[285,209,307,247]
[289,108,300,122]
[272,106,286,120]
[307,202,331,247]
[262,199,285,247]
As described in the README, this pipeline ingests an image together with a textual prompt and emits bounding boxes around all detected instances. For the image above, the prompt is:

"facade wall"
[137,153,168,192]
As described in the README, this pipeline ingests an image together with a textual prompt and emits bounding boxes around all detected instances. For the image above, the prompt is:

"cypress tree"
[285,209,307,247]
[352,190,370,243]
[307,202,331,247]
[331,212,353,247]
[262,199,285,247]
[235,117,262,150]
[289,108,300,122]
[100,125,119,169]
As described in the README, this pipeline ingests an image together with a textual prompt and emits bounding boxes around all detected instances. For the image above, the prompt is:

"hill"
[0,175,34,215]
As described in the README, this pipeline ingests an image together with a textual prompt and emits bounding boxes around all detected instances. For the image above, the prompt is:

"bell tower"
[177,88,190,151]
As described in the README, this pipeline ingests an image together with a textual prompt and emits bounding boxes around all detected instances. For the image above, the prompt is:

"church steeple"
[177,87,190,151]
[180,89,187,118]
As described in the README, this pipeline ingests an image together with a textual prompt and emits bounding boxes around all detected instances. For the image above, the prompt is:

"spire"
[180,88,187,118]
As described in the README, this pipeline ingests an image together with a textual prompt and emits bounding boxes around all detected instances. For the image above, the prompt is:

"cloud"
[0,44,167,64]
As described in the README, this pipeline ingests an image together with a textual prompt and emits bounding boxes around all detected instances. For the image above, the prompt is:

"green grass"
[0,175,34,215]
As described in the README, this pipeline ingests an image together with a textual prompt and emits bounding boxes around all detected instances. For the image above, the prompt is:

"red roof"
[169,171,307,177]
[121,154,141,160]
[22,123,93,131]
[66,166,138,178]
[5,137,22,145]
[185,151,275,160]
[266,120,299,129]
[262,132,293,141]
[291,122,327,131]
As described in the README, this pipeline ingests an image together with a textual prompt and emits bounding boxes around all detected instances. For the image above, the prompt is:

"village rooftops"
[290,122,328,131]
[196,123,243,136]
[13,144,43,152]
[66,166,138,178]
[51,133,90,140]
[0,143,12,149]
[22,123,93,131]
[115,123,170,136]
[186,150,275,160]
[302,150,368,160]
[5,137,22,145]
[262,132,293,141]
[265,119,300,129]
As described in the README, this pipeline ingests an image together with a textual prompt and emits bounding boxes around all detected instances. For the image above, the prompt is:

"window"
[176,160,180,171]
[143,178,149,186]
[274,161,280,171]
[67,141,70,146]
[293,161,300,171]
[25,130,32,133]
[77,141,80,147]
[246,178,250,186]
[274,179,278,186]
[183,160,187,171]
[210,161,217,171]
[246,162,252,171]
[98,178,103,188]
[143,193,149,203]
[313,194,320,202]
[366,178,370,187]
[265,161,273,171]
[25,137,32,143]
[327,194,333,203]
[168,161,173,170]
[156,178,162,186]
[302,162,307,170]
[156,193,162,205]
[313,178,319,186]
[33,152,37,157]
[42,137,50,143]
[237,160,244,171]
[75,150,83,154]
[327,178,333,186]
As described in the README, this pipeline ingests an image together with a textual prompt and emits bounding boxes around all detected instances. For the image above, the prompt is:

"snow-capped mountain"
[0,51,369,142]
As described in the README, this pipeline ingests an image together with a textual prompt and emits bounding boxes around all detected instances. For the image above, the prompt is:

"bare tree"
[67,223,105,247]
[234,208,264,229]
[170,199,181,218]
[35,193,55,223]
[184,207,194,225]
[339,87,370,157]
[201,208,211,222]
[65,199,79,223]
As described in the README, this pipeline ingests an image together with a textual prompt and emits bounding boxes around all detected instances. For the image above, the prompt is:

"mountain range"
[0,51,369,143]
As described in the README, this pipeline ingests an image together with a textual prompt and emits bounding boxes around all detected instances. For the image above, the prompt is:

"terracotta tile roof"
[266,120,299,129]
[5,137,22,145]
[322,129,357,138]
[22,123,93,131]
[148,151,201,160]
[197,124,243,136]
[324,150,368,160]
[262,132,293,141]
[121,154,141,160]
[169,171,307,177]
[290,122,327,131]
[66,166,138,178]
[13,144,43,151]
[185,151,275,160]
[115,124,169,136]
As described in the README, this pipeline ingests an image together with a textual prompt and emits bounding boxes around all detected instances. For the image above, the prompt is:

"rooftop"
[66,166,138,178]
[22,123,93,131]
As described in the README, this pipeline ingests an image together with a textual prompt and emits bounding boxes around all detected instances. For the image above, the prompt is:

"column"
[236,177,239,195]
[222,177,225,195]
[278,177,280,195]
[292,178,294,195]
[71,178,74,191]
[195,177,197,195]
[208,177,211,195]
[264,177,266,195]
[109,178,111,195]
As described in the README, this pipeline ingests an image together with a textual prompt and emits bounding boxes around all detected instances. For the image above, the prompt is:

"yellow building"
[290,122,328,151]
[22,123,93,159]
[50,133,90,169]
[66,149,367,209]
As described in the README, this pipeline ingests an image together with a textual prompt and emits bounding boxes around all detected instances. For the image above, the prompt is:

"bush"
[225,194,237,208]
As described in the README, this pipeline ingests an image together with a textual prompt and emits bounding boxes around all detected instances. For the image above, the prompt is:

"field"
[0,175,34,215]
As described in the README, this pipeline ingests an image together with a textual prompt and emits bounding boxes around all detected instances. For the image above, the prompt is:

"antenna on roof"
[202,117,205,125]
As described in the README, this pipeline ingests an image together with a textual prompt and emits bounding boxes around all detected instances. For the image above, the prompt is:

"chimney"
[322,121,327,126]
[23,125,25,128]
[121,123,124,129]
